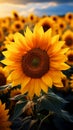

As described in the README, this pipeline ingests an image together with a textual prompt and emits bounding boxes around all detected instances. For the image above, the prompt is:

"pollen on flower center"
[0,73,6,86]
[68,54,73,61]
[65,37,73,46]
[21,48,50,78]
[42,23,51,32]
[15,24,21,29]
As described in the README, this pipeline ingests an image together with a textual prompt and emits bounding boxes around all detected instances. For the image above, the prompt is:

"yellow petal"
[40,80,48,93]
[21,76,31,88]
[25,27,34,48]
[14,32,30,51]
[28,79,35,99]
[48,70,62,83]
[41,72,52,87]
[34,79,41,96]
[1,59,14,65]
[52,35,59,44]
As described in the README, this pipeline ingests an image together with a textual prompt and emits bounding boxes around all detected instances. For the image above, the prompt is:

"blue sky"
[0,0,73,4]
[0,0,73,17]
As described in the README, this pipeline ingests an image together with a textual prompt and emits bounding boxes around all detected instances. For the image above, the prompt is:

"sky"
[0,0,73,17]
[0,0,73,4]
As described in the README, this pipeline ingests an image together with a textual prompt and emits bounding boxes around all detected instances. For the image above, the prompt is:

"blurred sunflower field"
[0,1,73,130]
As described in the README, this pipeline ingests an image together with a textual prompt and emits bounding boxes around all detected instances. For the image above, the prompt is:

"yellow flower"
[62,30,73,49]
[66,49,73,66]
[0,67,10,94]
[65,12,73,24]
[70,20,73,29]
[11,10,19,20]
[57,19,66,32]
[50,15,59,23]
[27,13,37,23]
[0,100,11,130]
[0,28,4,42]
[36,17,55,32]
[1,24,9,35]
[2,26,70,98]
[0,67,7,86]
[4,33,14,46]
[1,17,10,27]
[53,24,62,37]
[70,74,73,88]
[57,73,69,91]
[11,20,24,33]
[19,16,27,24]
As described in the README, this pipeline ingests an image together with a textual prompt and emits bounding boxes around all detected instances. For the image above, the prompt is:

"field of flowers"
[0,10,73,130]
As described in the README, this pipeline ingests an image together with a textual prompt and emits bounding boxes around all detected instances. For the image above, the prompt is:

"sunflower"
[0,66,10,86]
[70,74,73,88]
[1,17,10,27]
[65,12,73,24]
[53,24,62,37]
[0,100,11,130]
[1,24,9,36]
[36,17,55,32]
[11,20,24,33]
[4,33,14,46]
[65,49,73,66]
[56,73,69,91]
[57,19,66,32]
[11,10,19,20]
[2,26,70,98]
[27,13,37,23]
[19,16,27,24]
[70,20,73,29]
[0,28,4,42]
[62,30,73,49]
[0,67,7,86]
[50,15,59,23]
[0,66,10,94]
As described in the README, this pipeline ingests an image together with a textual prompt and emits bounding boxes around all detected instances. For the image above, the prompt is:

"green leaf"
[37,90,68,113]
[11,100,28,120]
[59,110,73,122]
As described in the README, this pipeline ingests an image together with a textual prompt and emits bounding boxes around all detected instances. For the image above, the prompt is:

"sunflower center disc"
[22,48,50,78]
[68,54,73,62]
[42,23,51,32]
[65,37,73,46]
[0,73,6,86]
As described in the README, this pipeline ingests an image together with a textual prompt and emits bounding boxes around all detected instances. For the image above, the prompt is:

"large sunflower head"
[0,100,11,130]
[36,17,55,32]
[2,26,70,98]
[62,30,73,49]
